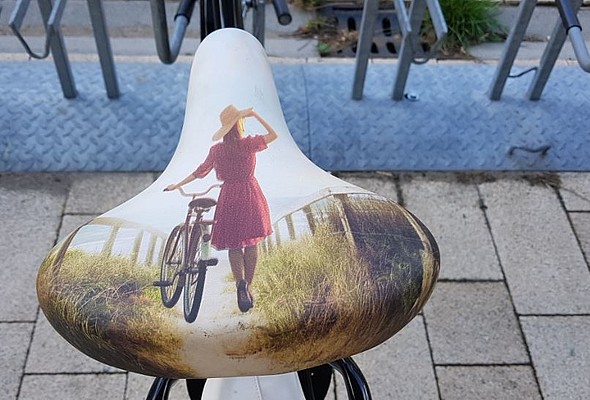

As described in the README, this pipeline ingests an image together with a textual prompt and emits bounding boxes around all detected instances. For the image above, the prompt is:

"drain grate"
[319,5,403,58]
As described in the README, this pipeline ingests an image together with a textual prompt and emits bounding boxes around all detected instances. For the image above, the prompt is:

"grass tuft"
[37,249,194,377]
[242,196,431,369]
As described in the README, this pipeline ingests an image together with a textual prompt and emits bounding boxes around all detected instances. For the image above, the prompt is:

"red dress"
[192,135,272,250]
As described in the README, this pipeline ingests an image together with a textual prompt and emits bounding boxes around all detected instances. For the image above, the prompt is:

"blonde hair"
[237,118,245,135]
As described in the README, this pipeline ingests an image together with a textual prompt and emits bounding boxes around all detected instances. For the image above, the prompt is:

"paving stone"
[336,173,398,202]
[64,173,155,214]
[437,366,541,400]
[402,177,503,280]
[479,180,590,314]
[570,212,590,263]
[19,373,126,399]
[0,323,34,400]
[521,316,590,400]
[338,316,438,400]
[58,214,98,242]
[126,373,191,400]
[26,312,120,374]
[0,174,67,321]
[423,282,529,365]
[559,173,590,211]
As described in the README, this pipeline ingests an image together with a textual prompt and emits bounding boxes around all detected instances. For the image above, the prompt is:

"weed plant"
[428,0,506,55]
[37,249,193,377]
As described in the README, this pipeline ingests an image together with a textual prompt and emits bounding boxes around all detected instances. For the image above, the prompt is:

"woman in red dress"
[166,105,277,312]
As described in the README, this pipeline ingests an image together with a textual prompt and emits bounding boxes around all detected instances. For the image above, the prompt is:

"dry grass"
[37,249,194,377]
[241,196,435,369]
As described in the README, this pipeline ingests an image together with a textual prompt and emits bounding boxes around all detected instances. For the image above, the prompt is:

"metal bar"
[37,0,77,98]
[149,0,195,64]
[527,0,583,99]
[393,0,412,38]
[392,0,426,100]
[9,0,32,28]
[87,0,120,99]
[569,27,590,72]
[488,0,537,100]
[425,0,447,38]
[424,0,448,55]
[329,358,372,400]
[252,0,266,46]
[149,0,172,63]
[146,378,177,400]
[408,0,427,55]
[352,0,379,100]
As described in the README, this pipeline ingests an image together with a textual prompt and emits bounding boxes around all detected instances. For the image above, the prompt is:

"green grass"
[426,0,506,55]
[242,197,430,369]
[37,249,194,377]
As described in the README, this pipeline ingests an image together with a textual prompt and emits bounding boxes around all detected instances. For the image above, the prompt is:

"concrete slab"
[126,373,191,400]
[0,174,66,321]
[58,214,98,241]
[344,316,439,400]
[0,322,34,400]
[559,173,590,211]
[19,373,126,399]
[479,180,590,314]
[436,366,541,400]
[570,212,590,263]
[423,282,529,365]
[520,316,590,400]
[64,173,154,214]
[336,172,398,203]
[26,312,120,374]
[401,176,503,280]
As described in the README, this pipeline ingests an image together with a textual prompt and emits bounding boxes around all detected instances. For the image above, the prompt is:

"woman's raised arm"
[252,111,278,144]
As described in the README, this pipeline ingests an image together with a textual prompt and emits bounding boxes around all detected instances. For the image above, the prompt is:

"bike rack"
[489,0,590,101]
[149,0,198,64]
[9,0,119,98]
[353,0,448,100]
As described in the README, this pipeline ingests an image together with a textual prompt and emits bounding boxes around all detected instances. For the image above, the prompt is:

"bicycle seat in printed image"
[36,29,440,379]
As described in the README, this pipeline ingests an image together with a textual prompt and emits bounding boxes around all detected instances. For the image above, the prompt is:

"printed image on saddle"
[35,29,440,379]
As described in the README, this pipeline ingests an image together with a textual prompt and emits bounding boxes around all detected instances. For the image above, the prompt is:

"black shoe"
[247,285,255,308]
[237,280,252,312]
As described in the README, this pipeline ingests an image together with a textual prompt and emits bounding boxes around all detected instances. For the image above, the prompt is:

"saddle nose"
[37,28,440,379]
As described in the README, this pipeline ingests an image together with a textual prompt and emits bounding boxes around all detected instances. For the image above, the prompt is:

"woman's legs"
[243,245,258,305]
[228,248,245,282]
[228,247,252,312]
[243,245,258,285]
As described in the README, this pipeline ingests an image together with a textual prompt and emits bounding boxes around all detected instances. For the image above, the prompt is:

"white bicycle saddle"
[37,28,440,379]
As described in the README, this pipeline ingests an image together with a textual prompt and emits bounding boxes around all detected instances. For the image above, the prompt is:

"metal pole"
[528,0,583,99]
[87,0,120,99]
[352,0,379,100]
[488,0,537,100]
[37,0,77,98]
[252,0,266,46]
[392,0,427,101]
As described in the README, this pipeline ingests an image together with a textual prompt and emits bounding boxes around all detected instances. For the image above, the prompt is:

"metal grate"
[320,5,403,58]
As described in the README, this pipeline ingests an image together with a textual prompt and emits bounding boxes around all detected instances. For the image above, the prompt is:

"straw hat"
[212,105,253,141]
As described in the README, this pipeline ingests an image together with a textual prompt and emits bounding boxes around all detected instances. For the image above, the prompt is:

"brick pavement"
[1,172,589,399]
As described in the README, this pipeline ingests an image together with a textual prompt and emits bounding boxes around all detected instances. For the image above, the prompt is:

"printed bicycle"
[155,184,221,323]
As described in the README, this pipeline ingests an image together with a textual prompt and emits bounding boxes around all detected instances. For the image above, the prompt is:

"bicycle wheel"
[183,224,207,322]
[160,225,186,308]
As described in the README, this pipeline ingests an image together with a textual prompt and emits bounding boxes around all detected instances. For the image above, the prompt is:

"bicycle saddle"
[37,28,439,379]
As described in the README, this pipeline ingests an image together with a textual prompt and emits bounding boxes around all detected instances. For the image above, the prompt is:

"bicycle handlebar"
[272,0,292,26]
[173,184,222,198]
